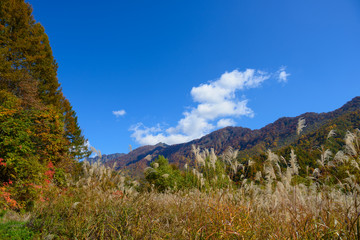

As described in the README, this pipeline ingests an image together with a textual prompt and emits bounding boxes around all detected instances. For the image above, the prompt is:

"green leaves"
[145,156,183,192]
[0,0,90,208]
[144,154,232,192]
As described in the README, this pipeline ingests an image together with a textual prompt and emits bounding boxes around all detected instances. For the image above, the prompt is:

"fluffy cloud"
[130,123,192,145]
[217,118,236,128]
[131,68,287,145]
[191,69,269,104]
[112,109,126,117]
[278,66,290,83]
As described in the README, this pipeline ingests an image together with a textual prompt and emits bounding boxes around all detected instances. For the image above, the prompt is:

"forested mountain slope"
[108,97,360,177]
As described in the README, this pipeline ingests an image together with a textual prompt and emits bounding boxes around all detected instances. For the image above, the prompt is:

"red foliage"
[0,180,20,210]
[44,161,55,184]
[0,158,6,167]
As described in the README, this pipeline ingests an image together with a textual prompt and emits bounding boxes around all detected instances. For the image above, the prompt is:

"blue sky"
[29,0,360,154]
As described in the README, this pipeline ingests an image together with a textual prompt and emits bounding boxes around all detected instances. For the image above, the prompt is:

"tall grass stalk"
[26,129,360,239]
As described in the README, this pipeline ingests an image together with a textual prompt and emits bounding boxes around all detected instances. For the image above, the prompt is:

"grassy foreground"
[26,187,359,239]
[2,129,360,239]
[5,180,354,240]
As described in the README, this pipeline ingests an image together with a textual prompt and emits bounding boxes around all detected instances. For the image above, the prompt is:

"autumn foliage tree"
[0,0,89,208]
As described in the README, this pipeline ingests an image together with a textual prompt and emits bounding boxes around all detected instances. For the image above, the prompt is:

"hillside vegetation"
[106,97,360,178]
[3,127,358,239]
[1,1,360,239]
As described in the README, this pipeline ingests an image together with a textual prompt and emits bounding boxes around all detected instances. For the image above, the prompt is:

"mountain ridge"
[106,96,360,177]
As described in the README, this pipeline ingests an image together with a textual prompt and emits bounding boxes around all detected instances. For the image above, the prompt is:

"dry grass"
[26,129,360,239]
[28,180,360,239]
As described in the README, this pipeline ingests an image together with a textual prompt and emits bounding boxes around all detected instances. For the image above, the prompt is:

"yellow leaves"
[0,108,17,117]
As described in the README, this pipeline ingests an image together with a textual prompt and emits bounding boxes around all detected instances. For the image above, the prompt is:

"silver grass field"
[6,126,360,239]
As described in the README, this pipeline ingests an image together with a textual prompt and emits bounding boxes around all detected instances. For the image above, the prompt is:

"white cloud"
[191,69,269,104]
[130,68,288,146]
[112,109,126,117]
[84,140,90,149]
[278,66,290,83]
[217,118,236,128]
[84,140,98,158]
[130,123,192,145]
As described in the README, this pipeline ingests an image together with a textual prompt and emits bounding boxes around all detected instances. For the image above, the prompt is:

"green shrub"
[0,221,36,240]
[144,156,183,192]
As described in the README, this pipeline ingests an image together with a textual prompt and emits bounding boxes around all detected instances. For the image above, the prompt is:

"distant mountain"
[86,153,126,165]
[107,97,360,177]
[105,143,169,176]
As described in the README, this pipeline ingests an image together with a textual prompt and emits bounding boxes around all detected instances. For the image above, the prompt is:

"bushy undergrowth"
[0,220,35,240]
[0,210,35,240]
[22,129,360,239]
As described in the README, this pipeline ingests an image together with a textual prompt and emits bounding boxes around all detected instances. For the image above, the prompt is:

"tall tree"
[1,0,91,208]
[0,0,89,159]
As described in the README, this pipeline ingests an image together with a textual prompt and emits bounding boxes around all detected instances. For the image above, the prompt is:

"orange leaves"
[0,180,21,210]
[0,108,17,118]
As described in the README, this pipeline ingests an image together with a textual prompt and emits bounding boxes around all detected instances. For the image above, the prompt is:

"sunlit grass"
[19,128,360,239]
